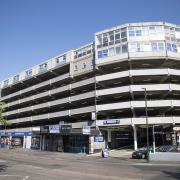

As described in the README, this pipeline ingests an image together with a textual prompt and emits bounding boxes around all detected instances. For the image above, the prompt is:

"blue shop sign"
[103,119,120,125]
[0,132,32,136]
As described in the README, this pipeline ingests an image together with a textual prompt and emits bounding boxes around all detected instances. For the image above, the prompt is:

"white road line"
[133,163,180,167]
[0,175,29,180]
[22,176,29,180]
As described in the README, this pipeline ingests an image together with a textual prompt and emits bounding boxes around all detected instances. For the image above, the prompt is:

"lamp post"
[142,88,149,162]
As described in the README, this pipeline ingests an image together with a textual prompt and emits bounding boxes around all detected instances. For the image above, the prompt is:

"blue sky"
[0,0,180,81]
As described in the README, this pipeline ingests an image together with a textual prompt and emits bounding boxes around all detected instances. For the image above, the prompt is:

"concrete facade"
[1,22,180,152]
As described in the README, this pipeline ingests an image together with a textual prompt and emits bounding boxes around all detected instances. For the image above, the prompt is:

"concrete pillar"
[133,125,138,150]
[107,130,111,143]
[152,125,156,153]
[107,129,111,148]
[23,136,26,149]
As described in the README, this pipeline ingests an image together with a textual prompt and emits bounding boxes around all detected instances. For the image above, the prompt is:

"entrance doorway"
[63,135,89,153]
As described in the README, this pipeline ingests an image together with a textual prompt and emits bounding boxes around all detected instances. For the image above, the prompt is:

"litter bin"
[102,148,109,158]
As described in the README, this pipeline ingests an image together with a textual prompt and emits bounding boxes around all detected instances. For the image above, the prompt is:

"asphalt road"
[0,149,179,180]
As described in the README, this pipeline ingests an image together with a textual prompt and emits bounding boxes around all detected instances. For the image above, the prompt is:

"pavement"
[88,148,133,158]
[0,148,179,180]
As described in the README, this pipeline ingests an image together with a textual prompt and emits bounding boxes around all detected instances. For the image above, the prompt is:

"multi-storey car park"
[0,22,180,153]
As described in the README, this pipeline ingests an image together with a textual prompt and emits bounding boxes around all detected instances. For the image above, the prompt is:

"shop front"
[97,119,134,149]
[40,124,104,154]
[0,131,32,149]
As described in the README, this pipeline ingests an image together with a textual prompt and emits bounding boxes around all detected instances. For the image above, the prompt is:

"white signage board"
[82,126,91,135]
[49,125,60,134]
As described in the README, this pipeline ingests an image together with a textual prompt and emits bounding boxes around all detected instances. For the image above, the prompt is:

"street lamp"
[142,88,149,162]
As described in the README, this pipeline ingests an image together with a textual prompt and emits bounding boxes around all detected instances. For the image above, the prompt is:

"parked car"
[132,149,148,159]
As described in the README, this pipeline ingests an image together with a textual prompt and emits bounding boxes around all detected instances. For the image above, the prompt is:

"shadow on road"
[0,165,8,172]
[162,171,180,180]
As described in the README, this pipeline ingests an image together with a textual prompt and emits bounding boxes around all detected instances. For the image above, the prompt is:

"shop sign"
[173,127,180,131]
[60,124,72,135]
[94,135,104,142]
[0,132,32,136]
[103,119,120,125]
[40,126,49,133]
[49,125,60,134]
[82,126,91,135]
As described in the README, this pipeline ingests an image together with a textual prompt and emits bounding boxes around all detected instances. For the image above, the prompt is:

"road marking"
[22,176,29,180]
[133,163,180,167]
[0,175,29,180]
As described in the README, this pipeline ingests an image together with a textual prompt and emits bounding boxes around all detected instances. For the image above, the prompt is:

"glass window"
[143,43,151,52]
[122,44,128,53]
[175,28,180,32]
[129,43,137,52]
[102,49,108,58]
[121,31,127,39]
[156,26,163,34]
[166,43,171,51]
[25,69,32,78]
[158,43,164,51]
[115,30,120,44]
[149,26,155,30]
[151,43,158,51]
[142,27,149,36]
[177,39,180,43]
[77,50,82,57]
[171,36,176,42]
[109,31,114,42]
[172,44,177,52]
[115,33,120,40]
[103,33,108,47]
[82,62,86,69]
[56,55,66,64]
[115,46,121,54]
[164,26,169,30]
[170,27,175,32]
[109,47,115,56]
[74,65,78,71]
[97,35,102,47]
[135,30,142,36]
[165,36,170,41]
[149,26,156,35]
[82,48,86,56]
[137,43,141,52]
[74,52,78,59]
[128,30,135,37]
[98,51,102,59]
[13,75,19,83]
[87,45,93,54]
[39,63,47,72]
